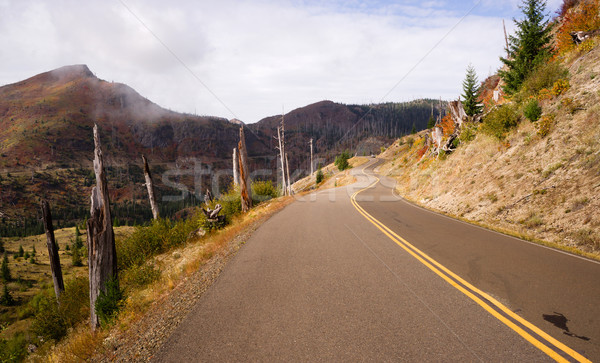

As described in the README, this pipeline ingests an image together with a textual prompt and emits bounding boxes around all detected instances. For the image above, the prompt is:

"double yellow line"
[350,176,590,363]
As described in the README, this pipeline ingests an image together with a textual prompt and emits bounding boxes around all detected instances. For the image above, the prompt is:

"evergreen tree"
[499,0,554,95]
[427,114,436,129]
[1,254,11,282]
[461,64,483,116]
[72,246,83,267]
[0,284,15,306]
[18,245,24,258]
[74,227,83,250]
[411,123,417,134]
[0,240,4,254]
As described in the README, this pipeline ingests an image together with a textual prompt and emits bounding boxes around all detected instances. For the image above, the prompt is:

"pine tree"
[72,246,83,267]
[461,64,483,116]
[0,284,15,306]
[1,254,11,282]
[427,114,436,129]
[499,0,554,95]
[18,245,24,258]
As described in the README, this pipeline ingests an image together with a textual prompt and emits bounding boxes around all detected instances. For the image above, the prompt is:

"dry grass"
[292,156,369,192]
[42,196,294,361]
[377,44,600,261]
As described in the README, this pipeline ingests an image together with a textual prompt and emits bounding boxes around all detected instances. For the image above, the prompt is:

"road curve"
[154,159,598,362]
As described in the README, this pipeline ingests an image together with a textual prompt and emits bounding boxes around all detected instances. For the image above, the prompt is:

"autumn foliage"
[555,0,600,55]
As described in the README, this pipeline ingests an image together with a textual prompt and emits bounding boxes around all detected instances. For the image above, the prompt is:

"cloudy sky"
[1,0,561,123]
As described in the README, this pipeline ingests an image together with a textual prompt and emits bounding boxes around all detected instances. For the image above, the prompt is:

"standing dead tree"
[309,138,314,176]
[232,147,239,186]
[41,200,64,303]
[285,153,292,196]
[276,125,287,195]
[87,124,118,331]
[238,126,252,212]
[142,155,159,220]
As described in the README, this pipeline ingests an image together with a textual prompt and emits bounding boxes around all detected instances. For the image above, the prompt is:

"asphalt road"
[154,159,599,362]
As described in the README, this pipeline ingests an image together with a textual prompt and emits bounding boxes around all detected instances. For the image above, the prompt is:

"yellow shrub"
[536,114,555,138]
[551,79,570,96]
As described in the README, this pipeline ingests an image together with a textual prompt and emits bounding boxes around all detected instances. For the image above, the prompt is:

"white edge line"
[365,167,600,266]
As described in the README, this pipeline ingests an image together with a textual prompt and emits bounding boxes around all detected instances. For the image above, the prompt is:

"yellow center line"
[350,170,590,363]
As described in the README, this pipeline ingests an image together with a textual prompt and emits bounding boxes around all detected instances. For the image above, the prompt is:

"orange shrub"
[440,114,455,136]
[551,79,570,96]
[556,0,600,56]
[537,88,553,101]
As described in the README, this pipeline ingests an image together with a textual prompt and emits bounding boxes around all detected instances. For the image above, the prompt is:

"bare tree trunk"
[232,147,239,186]
[87,124,118,331]
[309,138,314,176]
[285,153,292,195]
[41,200,64,303]
[238,126,252,212]
[142,155,159,220]
[277,126,286,195]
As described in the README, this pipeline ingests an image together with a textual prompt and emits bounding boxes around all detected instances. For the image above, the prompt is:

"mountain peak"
[51,64,94,79]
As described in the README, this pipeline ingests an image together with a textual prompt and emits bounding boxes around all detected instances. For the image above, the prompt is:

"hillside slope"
[0,65,440,235]
[378,43,600,258]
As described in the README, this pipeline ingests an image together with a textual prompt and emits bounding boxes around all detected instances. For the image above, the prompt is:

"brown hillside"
[378,42,600,258]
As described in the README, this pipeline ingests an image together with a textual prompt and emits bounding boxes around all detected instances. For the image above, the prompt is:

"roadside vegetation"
[377,0,600,260]
[0,180,284,361]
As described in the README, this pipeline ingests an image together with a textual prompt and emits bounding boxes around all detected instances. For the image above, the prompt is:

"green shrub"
[117,219,172,269]
[521,61,569,98]
[481,104,520,140]
[316,168,324,184]
[523,98,542,121]
[30,277,90,342]
[218,186,242,220]
[334,151,351,171]
[459,124,477,144]
[252,180,278,203]
[122,263,161,289]
[95,275,125,328]
[31,294,68,342]
[58,276,89,328]
[0,333,28,362]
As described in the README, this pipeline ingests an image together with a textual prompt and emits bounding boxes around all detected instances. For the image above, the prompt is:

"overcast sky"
[1,0,561,123]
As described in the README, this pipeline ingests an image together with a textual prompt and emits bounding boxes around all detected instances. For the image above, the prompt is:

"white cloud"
[0,0,562,122]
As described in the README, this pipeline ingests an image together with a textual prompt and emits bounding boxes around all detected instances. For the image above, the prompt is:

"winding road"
[154,159,600,362]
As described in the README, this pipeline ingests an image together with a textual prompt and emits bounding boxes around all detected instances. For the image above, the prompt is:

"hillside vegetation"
[0,65,438,236]
[378,0,600,258]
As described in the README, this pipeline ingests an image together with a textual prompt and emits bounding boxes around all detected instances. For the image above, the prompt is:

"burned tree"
[238,126,252,212]
[87,124,118,331]
[142,155,159,220]
[41,200,64,303]
[232,147,239,186]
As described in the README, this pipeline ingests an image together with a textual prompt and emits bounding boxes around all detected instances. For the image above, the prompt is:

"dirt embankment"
[378,46,600,259]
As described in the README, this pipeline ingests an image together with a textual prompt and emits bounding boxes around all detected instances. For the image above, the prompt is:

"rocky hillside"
[377,25,600,258]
